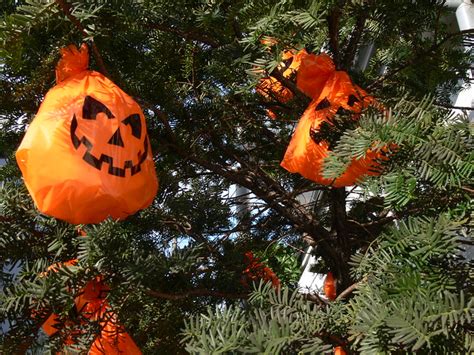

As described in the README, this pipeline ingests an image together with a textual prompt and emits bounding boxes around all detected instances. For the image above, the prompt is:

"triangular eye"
[122,114,142,138]
[83,96,115,120]
[315,97,331,111]
[347,94,360,107]
[107,128,124,147]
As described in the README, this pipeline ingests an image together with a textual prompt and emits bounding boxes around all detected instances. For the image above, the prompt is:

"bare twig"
[336,276,367,300]
[327,0,347,69]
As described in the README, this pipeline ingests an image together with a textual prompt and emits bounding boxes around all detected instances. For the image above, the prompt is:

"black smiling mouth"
[70,95,149,178]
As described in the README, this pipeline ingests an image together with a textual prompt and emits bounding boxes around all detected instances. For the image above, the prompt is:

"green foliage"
[1,0,473,354]
[182,282,332,354]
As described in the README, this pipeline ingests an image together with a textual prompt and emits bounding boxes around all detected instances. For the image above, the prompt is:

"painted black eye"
[315,97,331,111]
[122,114,142,139]
[82,96,114,120]
[347,94,360,107]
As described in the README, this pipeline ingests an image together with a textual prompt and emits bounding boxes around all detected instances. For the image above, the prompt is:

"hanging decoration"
[280,52,385,186]
[255,39,308,119]
[323,271,337,301]
[39,261,141,354]
[334,345,348,355]
[16,44,159,224]
[241,251,280,289]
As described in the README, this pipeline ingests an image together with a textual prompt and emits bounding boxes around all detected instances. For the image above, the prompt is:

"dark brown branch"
[270,69,311,105]
[435,103,474,111]
[342,11,367,70]
[146,288,248,300]
[147,23,220,48]
[336,276,367,300]
[54,0,108,76]
[368,29,474,90]
[327,1,347,69]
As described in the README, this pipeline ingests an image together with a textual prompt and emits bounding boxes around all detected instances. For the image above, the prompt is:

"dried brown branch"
[54,0,108,76]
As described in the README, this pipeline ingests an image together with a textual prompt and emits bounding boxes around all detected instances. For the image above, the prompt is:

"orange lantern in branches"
[256,46,309,119]
[323,272,337,301]
[89,311,142,355]
[241,251,280,289]
[38,260,141,354]
[281,52,385,187]
[16,44,158,225]
[334,345,347,355]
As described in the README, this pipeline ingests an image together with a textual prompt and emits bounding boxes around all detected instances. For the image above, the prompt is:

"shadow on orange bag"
[281,52,384,187]
[256,48,309,119]
[16,44,158,224]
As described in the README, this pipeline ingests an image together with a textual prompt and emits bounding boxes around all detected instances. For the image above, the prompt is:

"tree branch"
[336,276,367,300]
[54,0,108,76]
[327,1,347,69]
[342,10,367,70]
[146,23,220,48]
[368,29,474,90]
[146,288,248,300]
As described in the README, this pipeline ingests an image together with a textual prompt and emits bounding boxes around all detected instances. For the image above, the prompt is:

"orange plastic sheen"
[334,346,347,355]
[89,313,142,355]
[256,49,309,118]
[16,44,158,224]
[324,272,337,301]
[281,52,383,187]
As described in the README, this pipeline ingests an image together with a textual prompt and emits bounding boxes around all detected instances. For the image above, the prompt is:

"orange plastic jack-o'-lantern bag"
[281,53,383,187]
[16,44,158,224]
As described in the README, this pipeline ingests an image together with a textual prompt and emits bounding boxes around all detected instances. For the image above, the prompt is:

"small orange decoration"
[334,345,347,355]
[16,44,158,224]
[39,260,141,354]
[324,272,337,301]
[281,52,385,187]
[242,251,280,288]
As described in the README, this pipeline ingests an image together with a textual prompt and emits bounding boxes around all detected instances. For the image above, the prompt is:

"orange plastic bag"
[89,312,142,355]
[256,49,309,118]
[323,271,337,301]
[40,262,141,354]
[16,44,158,224]
[281,53,383,186]
[241,251,280,289]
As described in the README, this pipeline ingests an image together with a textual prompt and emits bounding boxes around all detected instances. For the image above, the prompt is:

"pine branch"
[54,0,108,76]
[336,276,367,300]
[146,288,248,300]
[368,29,474,89]
[146,23,220,48]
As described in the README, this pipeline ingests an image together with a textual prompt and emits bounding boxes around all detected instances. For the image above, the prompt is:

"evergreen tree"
[1,0,472,353]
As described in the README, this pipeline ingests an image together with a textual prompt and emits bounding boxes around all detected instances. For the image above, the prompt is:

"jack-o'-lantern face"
[70,95,149,177]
